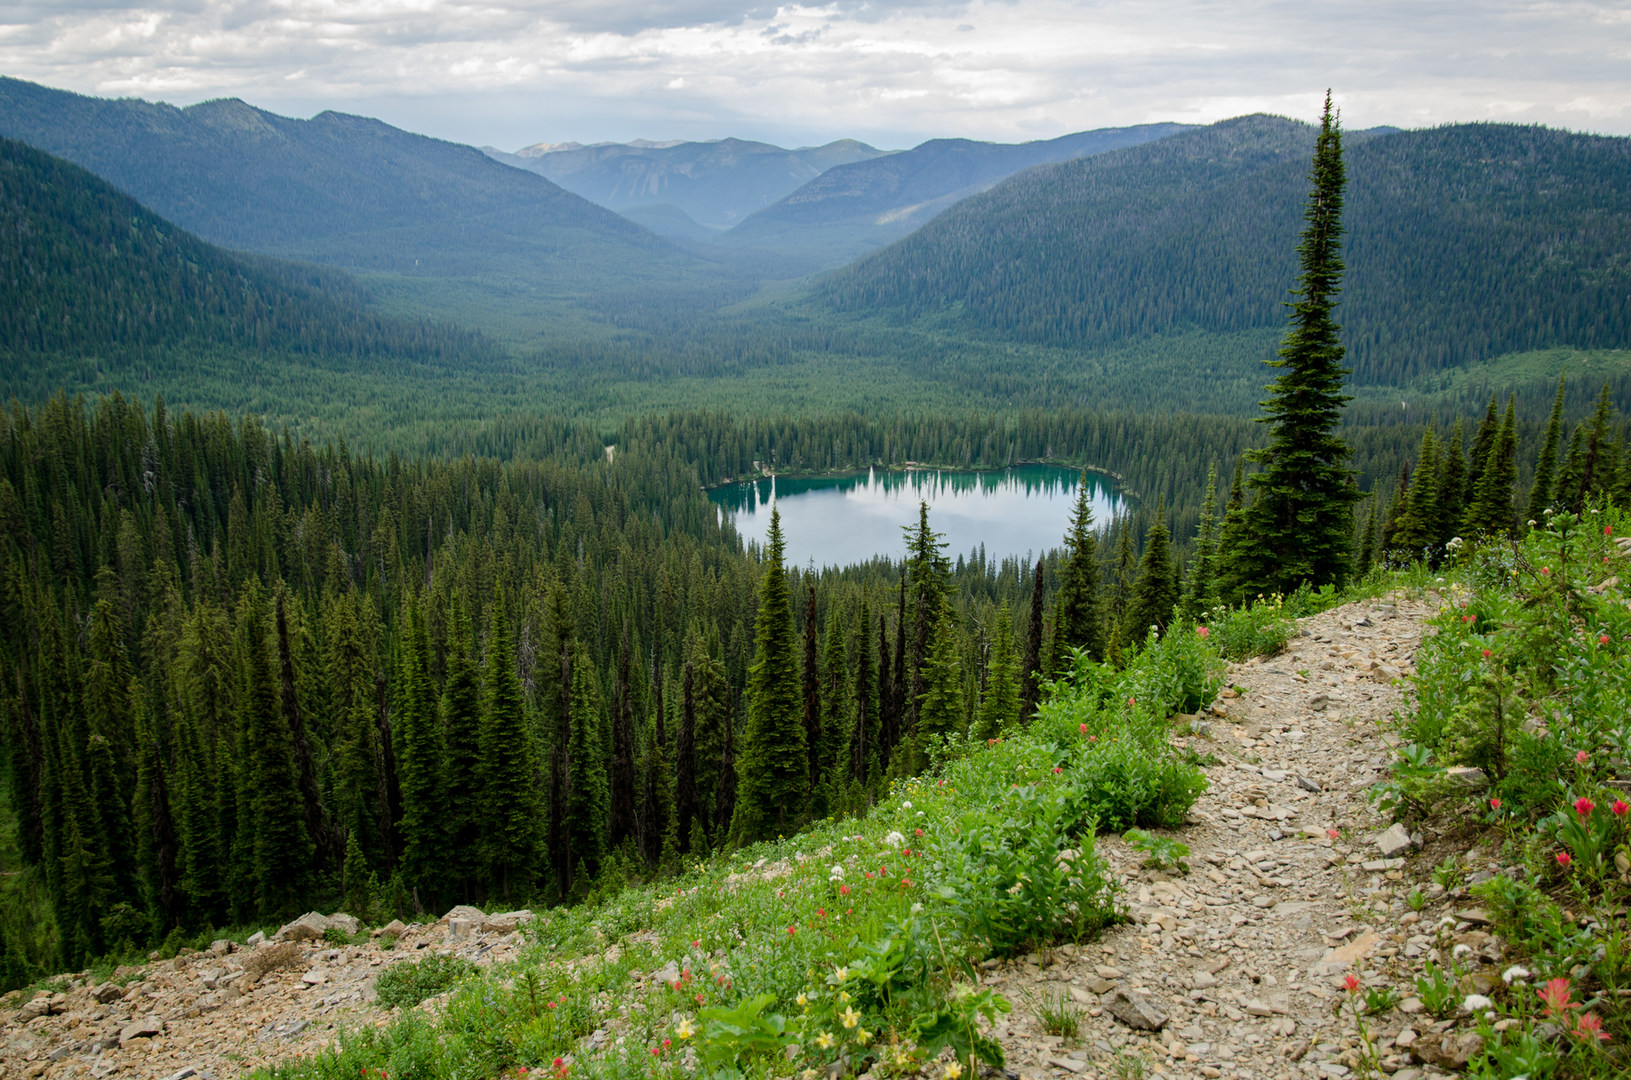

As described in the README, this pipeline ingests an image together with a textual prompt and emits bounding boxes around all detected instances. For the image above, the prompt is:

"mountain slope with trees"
[820,117,1631,383]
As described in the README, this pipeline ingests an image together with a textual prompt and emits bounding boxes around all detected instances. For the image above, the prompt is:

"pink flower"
[816,908,826,919]
[1577,750,1591,764]
[1557,851,1573,867]
[1572,1012,1611,1043]
[1328,829,1341,839]
[1080,723,1089,734]
[1089,735,1097,742]
[1489,798,1502,811]
[1482,649,1492,658]
[1053,766,1063,774]
[1344,975,1360,993]
[787,925,797,936]
[914,828,924,837]
[839,884,851,896]
[1542,566,1552,575]
[1538,978,1575,1017]
[1600,634,1611,646]
[1605,526,1614,537]
[1197,626,1210,638]
[1576,797,1596,819]
[1614,801,1628,817]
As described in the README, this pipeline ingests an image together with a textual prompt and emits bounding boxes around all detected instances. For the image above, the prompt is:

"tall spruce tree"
[1179,463,1220,619]
[1435,420,1468,545]
[974,604,1021,740]
[1526,375,1567,519]
[673,658,699,854]
[238,583,311,917]
[1388,428,1440,560]
[730,509,806,845]
[1233,92,1361,594]
[801,587,822,796]
[1123,510,1179,642]
[392,595,441,906]
[440,597,482,901]
[1464,397,1519,535]
[478,590,539,902]
[563,642,608,891]
[1020,559,1045,721]
[1056,471,1105,659]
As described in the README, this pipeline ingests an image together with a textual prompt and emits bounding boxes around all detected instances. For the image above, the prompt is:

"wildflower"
[1601,634,1611,645]
[1328,828,1341,839]
[788,925,797,936]
[840,884,851,896]
[1538,977,1575,1017]
[1575,797,1595,818]
[839,990,851,1003]
[1489,798,1502,811]
[1605,525,1614,536]
[1197,626,1210,638]
[649,1048,661,1058]
[1080,723,1089,734]
[692,941,700,949]
[841,1005,861,1029]
[662,1040,671,1050]
[815,1031,836,1050]
[829,864,844,881]
[856,1029,873,1046]
[885,830,905,846]
[901,800,913,809]
[797,993,808,1006]
[914,828,924,837]
[1572,1012,1611,1043]
[818,908,827,919]
[1541,566,1551,575]
[1053,766,1063,774]
[1557,851,1573,867]
[1344,974,1360,993]
[944,1063,964,1080]
[1577,750,1591,764]
[835,966,849,981]
[1614,801,1628,817]
[1481,649,1492,658]
[695,993,705,1004]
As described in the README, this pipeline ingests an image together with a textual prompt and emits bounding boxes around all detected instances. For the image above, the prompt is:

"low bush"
[374,954,476,1010]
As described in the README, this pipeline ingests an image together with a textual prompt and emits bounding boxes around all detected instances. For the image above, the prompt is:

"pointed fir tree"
[563,642,608,890]
[1211,459,1251,605]
[392,594,442,906]
[1233,92,1361,594]
[1020,559,1045,722]
[673,658,699,855]
[440,596,482,901]
[477,589,539,902]
[1572,383,1617,510]
[1526,375,1567,520]
[1056,471,1104,660]
[801,586,822,797]
[851,602,878,786]
[730,509,806,845]
[1388,427,1440,561]
[1179,463,1220,620]
[1463,396,1501,505]
[1463,397,1519,536]
[973,604,1021,741]
[914,606,965,761]
[1123,510,1179,643]
[1435,420,1468,546]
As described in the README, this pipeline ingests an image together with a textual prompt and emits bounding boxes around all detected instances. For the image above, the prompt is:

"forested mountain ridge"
[0,137,493,370]
[0,77,684,278]
[489,137,888,230]
[820,117,1631,384]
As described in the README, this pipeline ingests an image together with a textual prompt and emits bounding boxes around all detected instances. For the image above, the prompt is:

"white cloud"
[1,1,1627,148]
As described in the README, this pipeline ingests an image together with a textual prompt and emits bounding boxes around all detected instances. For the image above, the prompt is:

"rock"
[376,919,407,938]
[1454,909,1492,926]
[1191,971,1218,989]
[1411,1031,1484,1069]
[1045,1056,1089,1074]
[327,912,362,936]
[1104,988,1168,1031]
[1085,977,1115,995]
[481,910,533,934]
[1296,775,1323,793]
[92,982,124,1004]
[652,961,681,987]
[1399,997,1425,1014]
[1444,767,1490,790]
[448,918,478,940]
[1375,823,1415,859]
[1245,999,1275,1017]
[301,969,327,986]
[443,904,487,923]
[1396,1028,1418,1048]
[241,941,304,981]
[17,993,50,1021]
[120,1017,164,1045]
[1095,965,1125,980]
[165,1068,200,1080]
[275,912,331,942]
[209,939,232,955]
[246,931,266,947]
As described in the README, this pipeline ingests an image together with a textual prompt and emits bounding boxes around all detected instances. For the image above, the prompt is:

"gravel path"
[980,594,1468,1080]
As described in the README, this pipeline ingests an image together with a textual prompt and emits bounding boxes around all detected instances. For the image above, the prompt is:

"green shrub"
[375,954,476,1010]
[1204,599,1295,660]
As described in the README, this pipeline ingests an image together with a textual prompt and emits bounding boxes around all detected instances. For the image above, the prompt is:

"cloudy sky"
[3,2,1628,150]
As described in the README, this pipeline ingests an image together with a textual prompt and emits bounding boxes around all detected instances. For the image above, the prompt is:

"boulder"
[481,910,534,934]
[92,982,125,1004]
[275,911,333,942]
[1104,988,1168,1031]
[443,904,487,923]
[448,918,478,940]
[327,912,362,937]
[1445,767,1490,790]
[1375,823,1416,859]
[246,931,266,947]
[120,1017,164,1046]
[377,919,407,939]
[1411,1031,1484,1070]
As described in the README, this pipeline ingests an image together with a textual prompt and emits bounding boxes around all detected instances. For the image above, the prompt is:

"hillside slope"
[491,137,888,231]
[821,117,1631,383]
[0,77,688,282]
[723,123,1191,266]
[0,137,491,372]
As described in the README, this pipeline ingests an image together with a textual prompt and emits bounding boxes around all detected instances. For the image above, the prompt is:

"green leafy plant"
[374,954,476,1009]
[1362,985,1400,1016]
[1432,857,1464,891]
[1406,887,1428,912]
[1122,828,1190,874]
[909,983,1011,1072]
[694,993,796,1073]
[1415,961,1460,1019]
[1023,986,1080,1039]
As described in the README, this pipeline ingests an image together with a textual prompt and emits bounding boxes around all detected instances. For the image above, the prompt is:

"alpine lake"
[708,464,1124,570]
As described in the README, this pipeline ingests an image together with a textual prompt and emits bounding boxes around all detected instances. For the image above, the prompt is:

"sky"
[3,2,1629,151]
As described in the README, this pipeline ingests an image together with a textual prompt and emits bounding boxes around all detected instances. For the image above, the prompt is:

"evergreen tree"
[973,604,1021,740]
[440,597,482,901]
[1056,471,1104,660]
[673,658,699,855]
[131,687,180,934]
[1123,510,1179,642]
[801,587,822,796]
[1464,397,1519,536]
[1463,396,1501,505]
[851,602,877,786]
[730,509,806,845]
[1211,459,1251,604]
[478,589,538,902]
[1233,92,1361,594]
[901,503,951,743]
[1388,427,1440,560]
[1525,375,1567,520]
[1357,493,1378,571]
[1020,559,1045,722]
[563,642,608,890]
[609,633,637,852]
[392,595,442,906]
[914,606,965,759]
[237,583,311,917]
[1435,420,1468,545]
[1179,463,1220,619]
[1571,383,1617,510]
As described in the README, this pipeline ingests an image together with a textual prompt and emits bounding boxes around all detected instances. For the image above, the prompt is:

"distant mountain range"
[0,76,685,285]
[722,124,1193,267]
[0,136,490,379]
[821,116,1631,383]
[487,137,888,233]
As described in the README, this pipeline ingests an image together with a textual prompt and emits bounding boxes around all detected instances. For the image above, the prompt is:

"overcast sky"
[3,2,1628,151]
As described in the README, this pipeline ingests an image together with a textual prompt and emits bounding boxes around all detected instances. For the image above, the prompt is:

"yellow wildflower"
[840,1005,861,1029]
[815,1031,836,1050]
[944,1062,963,1080]
[675,1018,696,1040]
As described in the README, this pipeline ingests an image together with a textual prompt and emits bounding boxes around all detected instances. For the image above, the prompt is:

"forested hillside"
[0,78,692,283]
[822,118,1631,383]
[0,138,495,388]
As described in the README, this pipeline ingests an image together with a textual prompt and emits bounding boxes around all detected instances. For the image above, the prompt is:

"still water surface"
[710,465,1123,569]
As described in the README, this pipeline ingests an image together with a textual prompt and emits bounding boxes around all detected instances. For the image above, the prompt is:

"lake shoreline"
[702,458,1135,499]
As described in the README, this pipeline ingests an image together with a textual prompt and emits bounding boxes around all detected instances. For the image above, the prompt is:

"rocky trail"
[5,593,1505,1080]
[983,593,1492,1080]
